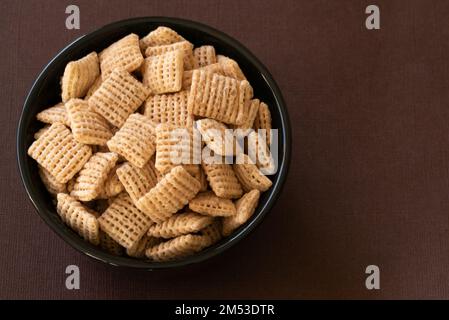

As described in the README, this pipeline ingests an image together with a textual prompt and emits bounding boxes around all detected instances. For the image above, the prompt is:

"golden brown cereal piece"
[36,103,70,126]
[139,26,185,52]
[235,98,260,134]
[126,234,161,258]
[142,50,184,94]
[147,212,214,239]
[98,193,153,249]
[193,45,216,68]
[145,234,207,261]
[34,125,50,140]
[182,62,223,90]
[137,166,201,222]
[247,130,275,174]
[71,152,118,201]
[189,191,236,217]
[38,165,66,195]
[143,90,192,127]
[28,123,92,183]
[67,176,76,194]
[99,34,144,80]
[202,160,243,199]
[253,101,272,145]
[84,76,102,100]
[237,80,254,125]
[116,162,158,205]
[200,220,222,246]
[198,166,208,191]
[97,166,124,199]
[107,114,156,168]
[88,68,149,128]
[66,99,113,145]
[61,52,100,102]
[99,231,124,256]
[188,70,243,125]
[56,193,100,245]
[222,190,260,236]
[145,41,194,70]
[196,118,242,157]
[155,124,201,175]
[234,154,272,192]
[217,55,246,80]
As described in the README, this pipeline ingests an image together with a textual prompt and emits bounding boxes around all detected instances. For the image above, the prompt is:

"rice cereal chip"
[38,165,66,195]
[253,101,272,145]
[142,50,184,94]
[116,162,158,206]
[84,76,102,100]
[234,154,272,192]
[147,212,214,239]
[217,55,246,81]
[139,26,185,52]
[99,231,124,256]
[222,189,260,236]
[201,161,243,199]
[145,234,208,261]
[97,165,124,199]
[196,118,243,157]
[28,123,92,183]
[193,45,216,68]
[182,62,223,90]
[143,90,192,127]
[36,103,70,127]
[189,191,236,217]
[126,234,161,258]
[145,41,194,70]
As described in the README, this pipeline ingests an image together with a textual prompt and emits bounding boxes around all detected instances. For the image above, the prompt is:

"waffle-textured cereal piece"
[28,123,92,183]
[98,193,153,249]
[247,126,276,175]
[155,124,201,175]
[97,166,124,199]
[234,154,272,192]
[145,41,194,70]
[193,45,216,68]
[88,69,149,128]
[142,50,184,94]
[188,70,243,125]
[36,103,70,127]
[182,62,223,90]
[84,76,102,100]
[116,162,158,205]
[137,166,201,222]
[99,34,144,80]
[139,26,185,52]
[61,52,100,102]
[56,193,100,245]
[107,114,156,168]
[253,101,272,145]
[143,90,192,127]
[202,161,243,199]
[145,234,207,261]
[235,98,260,134]
[38,165,66,195]
[200,220,222,246]
[71,152,118,201]
[237,80,254,125]
[99,231,124,256]
[196,118,242,157]
[126,234,161,258]
[34,126,50,140]
[217,55,246,80]
[66,99,112,145]
[189,191,236,217]
[147,212,214,239]
[222,190,260,236]
[198,166,208,191]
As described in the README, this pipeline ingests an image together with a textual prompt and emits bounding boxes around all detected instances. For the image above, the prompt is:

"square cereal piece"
[98,193,152,249]
[116,162,158,206]
[28,123,92,183]
[107,113,156,168]
[143,90,192,127]
[145,41,195,70]
[193,45,217,68]
[61,52,100,102]
[66,99,112,145]
[145,234,207,261]
[99,34,144,80]
[142,50,184,94]
[70,152,118,201]
[88,69,149,127]
[139,26,185,51]
[38,165,66,195]
[182,62,223,90]
[217,55,247,81]
[36,103,70,127]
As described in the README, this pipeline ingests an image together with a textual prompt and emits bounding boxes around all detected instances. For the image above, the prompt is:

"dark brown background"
[1,0,449,299]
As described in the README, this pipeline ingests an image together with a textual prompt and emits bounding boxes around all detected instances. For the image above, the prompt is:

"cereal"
[237,80,254,125]
[99,34,144,80]
[88,68,149,127]
[99,231,124,256]
[28,123,92,183]
[34,126,50,140]
[200,220,222,246]
[84,76,102,100]
[98,193,153,249]
[145,41,194,70]
[234,98,259,134]
[147,212,214,239]
[202,159,243,199]
[222,189,260,236]
[107,114,156,168]
[217,55,246,80]
[142,50,184,94]
[116,162,158,205]
[145,234,207,261]
[61,52,100,102]
[126,234,161,258]
[56,193,100,245]
[71,152,118,201]
[137,166,201,222]
[234,154,272,192]
[97,166,124,199]
[140,26,185,52]
[143,90,192,127]
[253,101,272,145]
[196,118,242,157]
[38,165,66,195]
[182,62,223,90]
[189,191,236,217]
[66,99,112,145]
[193,45,216,68]
[36,103,70,127]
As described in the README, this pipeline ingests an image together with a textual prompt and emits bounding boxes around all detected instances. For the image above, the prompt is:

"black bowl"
[17,17,291,269]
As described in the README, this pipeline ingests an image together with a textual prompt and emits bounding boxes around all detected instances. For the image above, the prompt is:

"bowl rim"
[16,16,292,269]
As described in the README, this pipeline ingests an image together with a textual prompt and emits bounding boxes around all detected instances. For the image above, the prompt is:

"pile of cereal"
[28,27,274,261]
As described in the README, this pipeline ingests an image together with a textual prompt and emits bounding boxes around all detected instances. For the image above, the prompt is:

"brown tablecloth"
[1,0,449,299]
